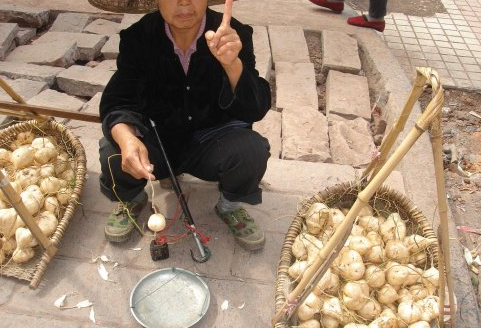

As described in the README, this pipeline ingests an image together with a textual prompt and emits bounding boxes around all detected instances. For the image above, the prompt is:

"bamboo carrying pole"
[272,67,456,327]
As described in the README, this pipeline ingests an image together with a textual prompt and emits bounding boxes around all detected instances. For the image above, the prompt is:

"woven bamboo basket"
[0,120,86,289]
[274,182,440,328]
[88,0,225,13]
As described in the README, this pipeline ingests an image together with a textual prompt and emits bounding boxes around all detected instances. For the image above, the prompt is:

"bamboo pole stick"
[0,170,57,258]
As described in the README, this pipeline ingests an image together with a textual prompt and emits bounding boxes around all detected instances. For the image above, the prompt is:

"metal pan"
[130,267,210,328]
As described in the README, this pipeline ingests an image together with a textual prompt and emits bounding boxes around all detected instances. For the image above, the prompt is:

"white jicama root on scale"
[147,213,166,232]
[0,131,77,265]
[290,202,441,328]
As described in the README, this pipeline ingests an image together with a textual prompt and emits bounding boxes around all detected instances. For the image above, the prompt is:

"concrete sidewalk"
[0,1,480,328]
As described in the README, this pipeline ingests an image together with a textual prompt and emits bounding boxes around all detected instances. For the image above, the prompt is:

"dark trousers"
[99,128,271,204]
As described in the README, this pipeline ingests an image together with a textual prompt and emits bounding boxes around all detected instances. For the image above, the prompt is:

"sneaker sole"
[235,234,266,251]
[104,226,133,243]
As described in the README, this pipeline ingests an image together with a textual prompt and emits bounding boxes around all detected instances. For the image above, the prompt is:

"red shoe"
[309,0,344,14]
[347,14,386,32]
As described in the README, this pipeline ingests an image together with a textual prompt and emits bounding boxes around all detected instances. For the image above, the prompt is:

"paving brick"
[0,61,64,86]
[326,70,371,122]
[49,12,92,32]
[282,106,331,162]
[253,109,281,159]
[101,34,119,59]
[268,25,310,63]
[252,25,272,81]
[94,59,117,71]
[119,14,144,31]
[57,65,114,97]
[275,62,317,110]
[0,23,19,60]
[322,30,361,75]
[83,18,120,35]
[0,77,48,101]
[0,4,49,28]
[328,117,376,167]
[14,27,35,46]
[34,31,108,61]
[5,40,78,68]
[28,89,85,113]
[82,91,102,114]
[0,312,81,328]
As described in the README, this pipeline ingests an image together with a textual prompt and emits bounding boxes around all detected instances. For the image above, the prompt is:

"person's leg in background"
[308,0,388,32]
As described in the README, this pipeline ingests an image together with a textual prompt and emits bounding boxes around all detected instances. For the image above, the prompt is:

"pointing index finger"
[221,0,233,27]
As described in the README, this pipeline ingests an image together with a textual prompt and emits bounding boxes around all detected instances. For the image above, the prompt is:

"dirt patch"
[419,90,481,308]
[305,30,326,115]
[346,0,447,17]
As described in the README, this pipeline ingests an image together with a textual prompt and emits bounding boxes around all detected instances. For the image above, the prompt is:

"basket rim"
[273,181,440,328]
[0,120,87,288]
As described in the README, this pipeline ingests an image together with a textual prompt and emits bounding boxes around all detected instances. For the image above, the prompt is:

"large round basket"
[0,120,86,289]
[274,181,440,328]
[88,0,226,13]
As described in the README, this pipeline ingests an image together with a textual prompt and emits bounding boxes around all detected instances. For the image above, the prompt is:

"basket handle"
[272,67,455,327]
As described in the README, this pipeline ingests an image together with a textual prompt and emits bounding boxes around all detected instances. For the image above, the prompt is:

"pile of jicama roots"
[0,131,75,265]
[289,202,440,328]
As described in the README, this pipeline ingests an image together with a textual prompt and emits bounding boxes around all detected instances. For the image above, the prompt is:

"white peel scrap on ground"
[89,307,96,323]
[237,302,245,309]
[221,300,229,310]
[98,263,115,282]
[75,300,93,309]
[129,247,142,251]
[92,255,110,263]
[54,295,67,309]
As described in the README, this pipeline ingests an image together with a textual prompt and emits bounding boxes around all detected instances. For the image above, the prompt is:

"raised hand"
[204,0,242,68]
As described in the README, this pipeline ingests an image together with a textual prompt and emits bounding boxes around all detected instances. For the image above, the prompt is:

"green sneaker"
[104,191,148,243]
[215,206,265,251]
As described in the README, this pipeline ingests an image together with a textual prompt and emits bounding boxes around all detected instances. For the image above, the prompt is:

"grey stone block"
[282,106,331,162]
[14,27,35,46]
[119,14,144,31]
[0,61,64,86]
[83,18,120,35]
[57,65,114,97]
[34,31,108,61]
[252,25,272,81]
[326,70,371,121]
[5,40,78,68]
[81,91,102,114]
[275,61,318,110]
[49,12,92,32]
[101,34,119,59]
[268,25,310,64]
[0,76,48,101]
[328,117,376,167]
[94,59,117,71]
[28,89,85,112]
[322,30,361,74]
[0,4,49,28]
[0,22,19,60]
[253,109,281,159]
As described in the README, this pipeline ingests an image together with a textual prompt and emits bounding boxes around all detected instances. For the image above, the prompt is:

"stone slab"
[268,25,310,63]
[82,91,102,114]
[119,14,144,31]
[49,12,92,32]
[253,109,281,159]
[83,18,120,35]
[326,70,371,121]
[94,59,117,71]
[14,27,35,46]
[275,61,318,110]
[28,89,85,112]
[252,25,272,81]
[321,30,361,74]
[101,34,119,59]
[329,117,376,167]
[282,106,331,162]
[57,65,114,97]
[0,77,48,101]
[34,31,108,61]
[0,61,64,86]
[0,4,49,28]
[5,40,78,68]
[0,23,19,60]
